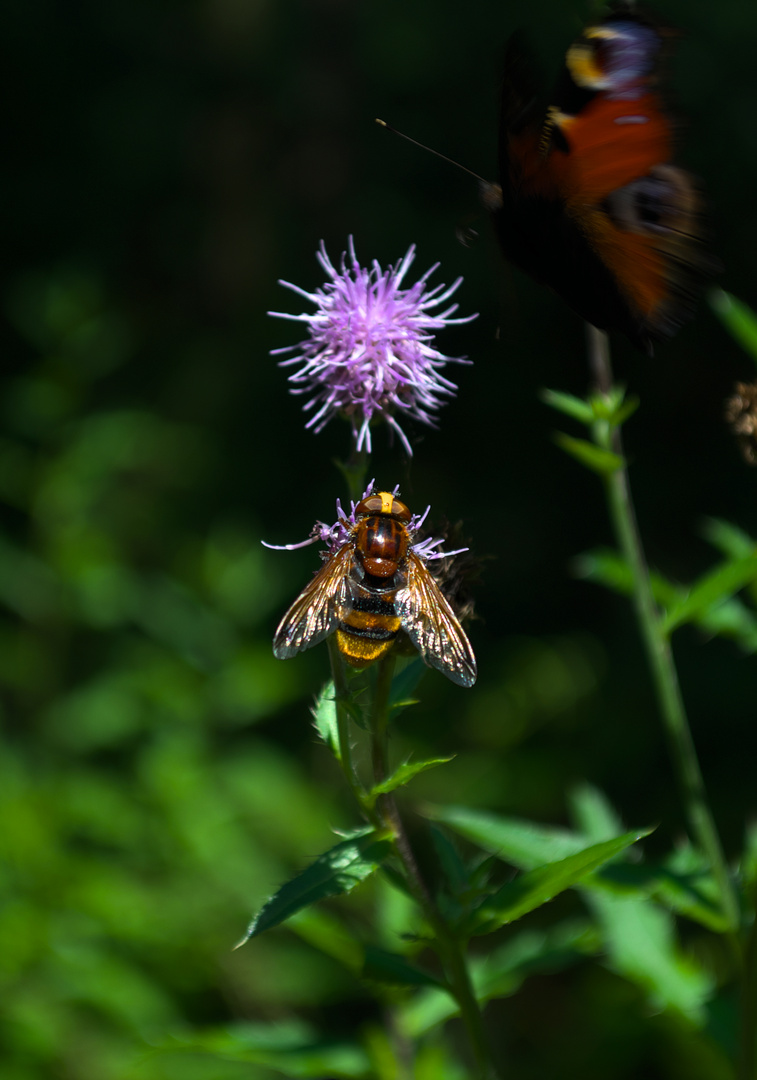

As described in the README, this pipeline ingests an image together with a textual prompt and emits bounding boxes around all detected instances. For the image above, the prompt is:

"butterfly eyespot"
[605,166,698,237]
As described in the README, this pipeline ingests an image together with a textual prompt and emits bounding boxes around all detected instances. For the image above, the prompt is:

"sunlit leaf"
[427,805,588,869]
[540,388,595,425]
[311,681,339,757]
[367,757,454,803]
[466,829,652,936]
[238,828,393,943]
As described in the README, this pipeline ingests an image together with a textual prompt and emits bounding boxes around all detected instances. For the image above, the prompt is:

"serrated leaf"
[362,944,446,989]
[661,553,757,635]
[311,681,339,757]
[710,289,757,361]
[238,828,393,943]
[367,756,454,803]
[553,433,624,476]
[465,828,652,936]
[540,388,595,425]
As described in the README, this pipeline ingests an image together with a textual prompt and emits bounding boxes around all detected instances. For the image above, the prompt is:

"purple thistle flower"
[268,237,477,455]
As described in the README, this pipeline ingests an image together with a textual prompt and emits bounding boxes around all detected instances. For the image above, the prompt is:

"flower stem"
[338,437,368,503]
[327,637,382,830]
[585,325,739,932]
[369,654,500,1080]
[739,896,757,1080]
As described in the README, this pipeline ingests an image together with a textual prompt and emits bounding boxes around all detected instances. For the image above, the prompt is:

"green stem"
[327,638,382,830]
[586,326,739,932]
[739,898,757,1080]
[369,654,500,1080]
[337,436,368,503]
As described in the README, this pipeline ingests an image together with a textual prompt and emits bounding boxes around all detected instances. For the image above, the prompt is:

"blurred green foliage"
[3,0,757,1077]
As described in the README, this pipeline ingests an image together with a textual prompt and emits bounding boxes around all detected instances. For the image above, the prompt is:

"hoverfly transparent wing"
[395,551,477,687]
[273,543,355,659]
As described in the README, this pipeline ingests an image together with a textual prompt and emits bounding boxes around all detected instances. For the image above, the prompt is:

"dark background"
[2,1,756,1077]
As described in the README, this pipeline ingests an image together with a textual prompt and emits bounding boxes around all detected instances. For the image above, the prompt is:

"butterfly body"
[493,4,709,352]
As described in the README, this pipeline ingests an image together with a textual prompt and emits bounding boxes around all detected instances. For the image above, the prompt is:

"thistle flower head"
[269,238,477,455]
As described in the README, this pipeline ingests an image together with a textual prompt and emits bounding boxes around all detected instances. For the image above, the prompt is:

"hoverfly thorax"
[353,492,412,579]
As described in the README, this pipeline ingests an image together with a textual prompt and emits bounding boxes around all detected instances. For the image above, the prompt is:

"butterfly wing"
[273,543,354,659]
[394,551,477,688]
[494,7,711,352]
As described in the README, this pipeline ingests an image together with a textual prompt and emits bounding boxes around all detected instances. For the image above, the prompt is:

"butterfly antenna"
[375,118,489,185]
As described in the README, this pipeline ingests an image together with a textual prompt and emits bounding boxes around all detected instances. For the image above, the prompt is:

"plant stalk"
[585,325,739,932]
[369,654,500,1080]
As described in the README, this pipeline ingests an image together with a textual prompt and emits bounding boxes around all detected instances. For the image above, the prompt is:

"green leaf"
[702,517,756,560]
[540,388,595,425]
[569,785,716,1017]
[238,827,393,943]
[311,681,339,757]
[388,657,426,716]
[427,805,587,869]
[553,433,625,476]
[609,395,640,428]
[287,908,364,972]
[696,596,757,653]
[574,548,682,609]
[661,552,757,635]
[156,1022,372,1078]
[597,860,730,934]
[589,386,639,427]
[584,871,715,1021]
[710,289,757,362]
[399,920,600,1036]
[367,756,454,803]
[362,945,446,990]
[429,824,471,897]
[466,829,652,936]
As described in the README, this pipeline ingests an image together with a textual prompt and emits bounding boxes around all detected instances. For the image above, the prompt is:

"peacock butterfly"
[487,2,713,354]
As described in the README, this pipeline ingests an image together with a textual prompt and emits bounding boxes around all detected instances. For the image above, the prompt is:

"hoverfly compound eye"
[355,492,411,520]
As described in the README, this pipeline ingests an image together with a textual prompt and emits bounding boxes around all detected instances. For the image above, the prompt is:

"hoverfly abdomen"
[336,584,402,669]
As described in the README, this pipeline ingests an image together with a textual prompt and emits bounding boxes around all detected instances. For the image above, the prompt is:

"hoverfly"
[272,491,477,687]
